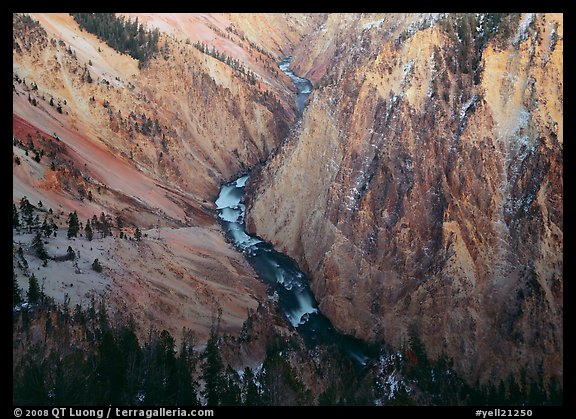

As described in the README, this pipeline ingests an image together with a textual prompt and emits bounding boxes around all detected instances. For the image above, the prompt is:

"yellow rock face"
[248,13,562,386]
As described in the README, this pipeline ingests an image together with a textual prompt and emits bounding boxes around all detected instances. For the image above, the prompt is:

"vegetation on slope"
[70,13,159,65]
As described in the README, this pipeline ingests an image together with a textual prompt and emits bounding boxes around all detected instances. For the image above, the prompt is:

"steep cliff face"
[247,13,562,386]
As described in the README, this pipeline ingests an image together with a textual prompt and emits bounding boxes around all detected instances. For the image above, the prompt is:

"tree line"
[193,41,257,85]
[13,303,309,406]
[70,13,159,63]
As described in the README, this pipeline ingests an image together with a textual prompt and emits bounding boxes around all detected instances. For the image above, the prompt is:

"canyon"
[13,13,562,404]
[13,12,322,342]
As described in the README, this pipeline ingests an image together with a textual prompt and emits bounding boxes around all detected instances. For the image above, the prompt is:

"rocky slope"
[247,13,563,387]
[12,12,322,342]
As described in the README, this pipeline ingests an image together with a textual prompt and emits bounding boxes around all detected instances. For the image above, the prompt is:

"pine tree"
[66,246,76,261]
[134,227,142,241]
[99,212,110,238]
[91,214,100,235]
[41,219,52,237]
[32,214,40,230]
[201,314,225,406]
[260,352,311,405]
[13,204,20,229]
[27,273,41,304]
[92,258,103,272]
[13,269,22,307]
[242,367,261,406]
[17,246,29,271]
[32,231,48,263]
[85,220,93,241]
[67,211,79,239]
[222,365,241,405]
[174,329,200,405]
[19,196,34,228]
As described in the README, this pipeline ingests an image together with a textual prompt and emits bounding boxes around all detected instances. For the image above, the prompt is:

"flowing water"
[278,56,313,114]
[215,58,376,370]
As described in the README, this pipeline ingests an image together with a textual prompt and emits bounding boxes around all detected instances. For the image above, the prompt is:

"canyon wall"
[247,13,563,385]
[12,13,321,342]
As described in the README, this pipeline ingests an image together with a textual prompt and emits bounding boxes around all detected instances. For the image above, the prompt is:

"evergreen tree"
[66,246,76,261]
[242,366,261,406]
[174,329,200,405]
[260,352,311,406]
[27,273,41,304]
[201,315,225,406]
[134,227,142,241]
[19,196,34,228]
[17,246,29,271]
[13,204,20,229]
[91,214,100,235]
[32,231,48,263]
[92,259,103,273]
[158,329,178,403]
[13,348,49,404]
[41,219,52,237]
[67,211,79,239]
[507,374,523,405]
[99,212,110,238]
[13,269,23,306]
[389,385,415,405]
[85,220,93,241]
[318,385,339,406]
[528,379,545,405]
[96,329,124,404]
[32,214,40,230]
[221,365,241,406]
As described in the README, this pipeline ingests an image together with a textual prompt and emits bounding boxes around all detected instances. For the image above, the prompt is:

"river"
[215,57,375,370]
[278,56,313,114]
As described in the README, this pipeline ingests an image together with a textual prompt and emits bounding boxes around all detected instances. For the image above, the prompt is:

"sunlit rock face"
[247,13,562,386]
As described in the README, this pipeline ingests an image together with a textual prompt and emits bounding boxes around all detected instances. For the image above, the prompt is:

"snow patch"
[514,13,536,46]
[402,61,415,80]
[459,95,478,121]
[476,14,485,33]
[362,18,385,31]
[136,391,145,403]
